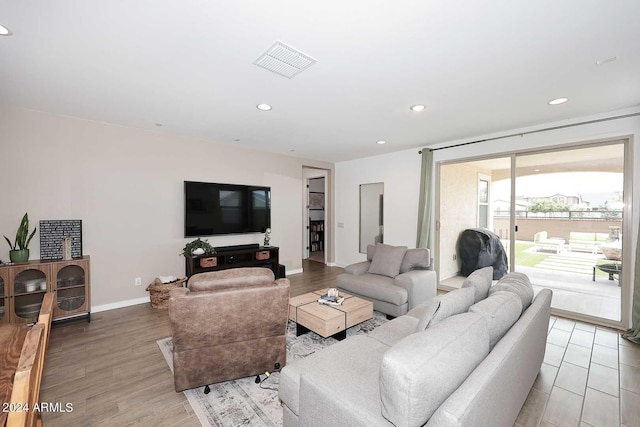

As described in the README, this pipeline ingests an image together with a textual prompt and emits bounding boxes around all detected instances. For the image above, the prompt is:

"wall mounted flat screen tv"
[184,181,271,237]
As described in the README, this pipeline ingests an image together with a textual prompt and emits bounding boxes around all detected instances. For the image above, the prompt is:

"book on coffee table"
[318,296,345,306]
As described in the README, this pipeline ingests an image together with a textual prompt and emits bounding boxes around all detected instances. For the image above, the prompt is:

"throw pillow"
[430,286,476,326]
[409,298,441,331]
[489,272,534,313]
[413,286,475,331]
[461,266,493,303]
[469,290,522,349]
[368,244,408,278]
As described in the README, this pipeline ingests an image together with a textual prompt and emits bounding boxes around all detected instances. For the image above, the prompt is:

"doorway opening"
[302,168,328,265]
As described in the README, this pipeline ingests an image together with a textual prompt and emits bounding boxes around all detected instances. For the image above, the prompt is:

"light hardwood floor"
[39,261,639,427]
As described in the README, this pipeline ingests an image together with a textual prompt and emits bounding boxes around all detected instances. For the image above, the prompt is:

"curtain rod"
[418,111,640,154]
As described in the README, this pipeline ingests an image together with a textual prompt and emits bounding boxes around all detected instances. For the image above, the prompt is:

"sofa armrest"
[394,270,437,310]
[344,261,371,276]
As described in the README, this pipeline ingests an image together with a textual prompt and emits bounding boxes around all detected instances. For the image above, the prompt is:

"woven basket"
[146,277,187,309]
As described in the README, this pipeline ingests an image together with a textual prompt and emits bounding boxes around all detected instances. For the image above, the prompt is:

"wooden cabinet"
[51,258,90,319]
[9,263,50,324]
[0,256,90,324]
[185,246,281,278]
[0,268,8,324]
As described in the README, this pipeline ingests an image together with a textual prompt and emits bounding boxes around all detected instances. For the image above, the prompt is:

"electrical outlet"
[135,277,142,286]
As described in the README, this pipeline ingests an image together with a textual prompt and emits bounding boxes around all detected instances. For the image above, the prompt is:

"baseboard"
[92,297,149,313]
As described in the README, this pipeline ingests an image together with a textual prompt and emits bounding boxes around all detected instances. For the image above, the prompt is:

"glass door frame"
[435,137,633,330]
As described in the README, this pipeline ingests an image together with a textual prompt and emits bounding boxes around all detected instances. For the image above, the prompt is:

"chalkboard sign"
[39,220,83,260]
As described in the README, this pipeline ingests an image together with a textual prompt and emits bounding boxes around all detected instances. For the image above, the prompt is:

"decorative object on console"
[39,219,82,260]
[263,228,271,247]
[180,238,215,257]
[4,213,37,263]
[62,237,72,260]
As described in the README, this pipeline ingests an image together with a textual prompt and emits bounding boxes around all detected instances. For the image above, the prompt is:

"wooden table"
[0,324,29,426]
[289,289,373,340]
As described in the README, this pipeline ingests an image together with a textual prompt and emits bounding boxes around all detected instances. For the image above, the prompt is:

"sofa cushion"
[469,290,522,349]
[368,315,419,346]
[461,266,493,303]
[368,244,408,278]
[399,248,430,273]
[414,286,476,331]
[489,272,534,313]
[380,312,490,427]
[279,335,389,417]
[337,273,408,306]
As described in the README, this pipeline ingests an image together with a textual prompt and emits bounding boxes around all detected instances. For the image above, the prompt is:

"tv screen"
[184,181,271,237]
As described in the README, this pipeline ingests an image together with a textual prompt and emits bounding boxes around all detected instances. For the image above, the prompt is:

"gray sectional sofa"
[279,268,552,427]
[336,244,437,317]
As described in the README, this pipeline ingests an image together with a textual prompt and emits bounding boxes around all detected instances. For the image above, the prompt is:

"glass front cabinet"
[0,268,9,324]
[51,258,90,318]
[10,263,50,324]
[0,256,90,324]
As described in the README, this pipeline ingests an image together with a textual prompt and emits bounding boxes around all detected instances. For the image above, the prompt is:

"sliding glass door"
[513,142,625,322]
[437,139,629,325]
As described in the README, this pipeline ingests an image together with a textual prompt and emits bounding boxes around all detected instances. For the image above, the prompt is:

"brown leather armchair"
[168,267,290,392]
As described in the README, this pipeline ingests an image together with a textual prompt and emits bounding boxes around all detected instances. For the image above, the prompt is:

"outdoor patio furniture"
[592,262,621,286]
[533,231,565,254]
[568,232,609,254]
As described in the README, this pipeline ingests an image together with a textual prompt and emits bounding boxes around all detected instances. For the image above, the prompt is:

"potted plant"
[4,213,37,263]
[180,238,215,257]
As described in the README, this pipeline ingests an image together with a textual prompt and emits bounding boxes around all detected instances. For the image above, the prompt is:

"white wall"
[334,107,640,327]
[0,106,333,308]
[335,149,423,267]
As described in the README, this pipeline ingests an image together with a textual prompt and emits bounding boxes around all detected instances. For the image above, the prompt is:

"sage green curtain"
[416,149,434,249]
[622,223,640,343]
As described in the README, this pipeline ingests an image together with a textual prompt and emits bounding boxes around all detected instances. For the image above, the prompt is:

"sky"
[492,172,624,206]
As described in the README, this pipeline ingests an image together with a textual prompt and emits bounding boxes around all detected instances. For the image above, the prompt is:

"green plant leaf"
[6,213,36,250]
[25,227,37,249]
[4,235,15,250]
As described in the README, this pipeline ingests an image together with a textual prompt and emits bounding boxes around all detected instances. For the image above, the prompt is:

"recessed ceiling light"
[534,169,540,172]
[155,123,163,127]
[376,140,387,145]
[410,105,426,112]
[548,97,568,105]
[0,24,12,36]
[256,103,272,111]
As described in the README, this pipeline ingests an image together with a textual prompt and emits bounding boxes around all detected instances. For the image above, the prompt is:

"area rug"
[157,312,387,427]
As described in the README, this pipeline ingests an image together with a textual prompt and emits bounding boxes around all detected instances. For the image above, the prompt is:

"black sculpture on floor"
[458,228,508,280]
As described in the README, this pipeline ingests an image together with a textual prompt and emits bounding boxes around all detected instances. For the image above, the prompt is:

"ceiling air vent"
[253,41,317,79]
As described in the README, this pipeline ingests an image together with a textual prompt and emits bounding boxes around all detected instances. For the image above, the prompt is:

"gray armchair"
[336,244,437,317]
[168,267,290,392]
